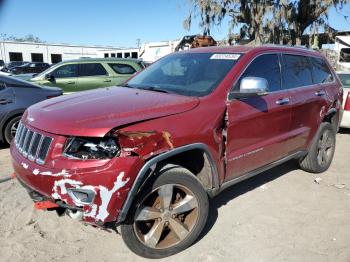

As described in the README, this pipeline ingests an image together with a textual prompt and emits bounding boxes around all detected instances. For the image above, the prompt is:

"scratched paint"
[21,163,29,169]
[95,172,129,221]
[50,172,129,222]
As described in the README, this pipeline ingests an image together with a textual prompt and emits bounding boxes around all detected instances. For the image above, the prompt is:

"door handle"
[66,81,75,84]
[315,90,326,96]
[0,99,11,105]
[275,98,290,105]
[104,79,112,82]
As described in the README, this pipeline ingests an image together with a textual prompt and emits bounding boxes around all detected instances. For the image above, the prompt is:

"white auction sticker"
[210,54,241,60]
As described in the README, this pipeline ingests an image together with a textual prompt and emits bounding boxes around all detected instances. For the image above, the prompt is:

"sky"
[0,0,349,48]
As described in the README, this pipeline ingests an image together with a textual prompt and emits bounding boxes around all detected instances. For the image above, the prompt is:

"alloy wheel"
[133,183,199,249]
[10,120,19,139]
[316,129,334,167]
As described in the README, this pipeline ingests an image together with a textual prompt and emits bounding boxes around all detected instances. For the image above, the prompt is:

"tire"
[4,116,22,144]
[120,165,209,258]
[299,122,336,173]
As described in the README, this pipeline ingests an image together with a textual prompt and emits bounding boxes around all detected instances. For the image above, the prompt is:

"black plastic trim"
[218,151,306,193]
[117,143,219,222]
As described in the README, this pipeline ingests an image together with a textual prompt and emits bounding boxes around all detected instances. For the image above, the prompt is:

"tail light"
[345,93,350,111]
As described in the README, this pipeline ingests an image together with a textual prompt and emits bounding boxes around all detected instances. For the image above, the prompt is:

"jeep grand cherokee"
[11,46,343,258]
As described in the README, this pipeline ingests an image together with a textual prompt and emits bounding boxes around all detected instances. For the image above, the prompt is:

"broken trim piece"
[117,143,219,223]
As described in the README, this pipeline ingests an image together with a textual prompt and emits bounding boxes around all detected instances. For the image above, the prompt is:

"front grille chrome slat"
[15,122,52,165]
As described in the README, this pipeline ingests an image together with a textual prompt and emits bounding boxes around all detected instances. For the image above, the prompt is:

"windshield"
[338,74,350,87]
[126,52,241,97]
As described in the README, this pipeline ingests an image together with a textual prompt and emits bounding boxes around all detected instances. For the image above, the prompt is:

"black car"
[0,75,62,144]
[9,62,51,75]
[1,61,29,72]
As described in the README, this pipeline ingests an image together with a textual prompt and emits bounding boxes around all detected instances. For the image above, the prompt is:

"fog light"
[67,188,95,205]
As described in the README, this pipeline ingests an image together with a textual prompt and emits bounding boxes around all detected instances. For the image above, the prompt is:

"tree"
[0,33,45,43]
[184,0,350,45]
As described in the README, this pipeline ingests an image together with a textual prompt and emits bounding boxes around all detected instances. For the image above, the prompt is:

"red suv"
[11,46,343,258]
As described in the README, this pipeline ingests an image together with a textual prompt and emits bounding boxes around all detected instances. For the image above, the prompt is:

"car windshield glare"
[126,52,241,97]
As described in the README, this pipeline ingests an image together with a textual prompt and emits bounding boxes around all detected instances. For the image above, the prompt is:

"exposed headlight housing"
[63,137,120,160]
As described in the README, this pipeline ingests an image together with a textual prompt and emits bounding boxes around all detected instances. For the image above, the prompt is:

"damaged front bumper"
[11,143,144,226]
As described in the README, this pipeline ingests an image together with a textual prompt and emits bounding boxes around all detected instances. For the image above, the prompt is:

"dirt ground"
[0,131,349,262]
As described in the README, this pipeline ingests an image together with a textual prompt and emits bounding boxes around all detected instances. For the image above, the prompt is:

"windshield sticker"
[210,54,241,60]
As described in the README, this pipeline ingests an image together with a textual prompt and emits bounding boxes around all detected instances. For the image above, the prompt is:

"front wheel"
[299,122,336,173]
[4,116,22,144]
[120,165,209,258]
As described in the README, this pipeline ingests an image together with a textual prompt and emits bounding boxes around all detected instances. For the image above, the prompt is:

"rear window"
[310,57,333,84]
[79,63,107,77]
[283,54,313,89]
[108,63,136,74]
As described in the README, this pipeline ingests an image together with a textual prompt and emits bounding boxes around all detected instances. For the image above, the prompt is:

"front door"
[225,53,292,180]
[49,63,78,93]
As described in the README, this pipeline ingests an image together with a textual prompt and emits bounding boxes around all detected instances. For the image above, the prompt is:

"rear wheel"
[4,116,21,144]
[120,165,209,258]
[299,122,336,173]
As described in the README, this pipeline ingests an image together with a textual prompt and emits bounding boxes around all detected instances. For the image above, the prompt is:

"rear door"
[283,54,331,152]
[225,53,292,180]
[76,63,111,91]
[107,63,137,85]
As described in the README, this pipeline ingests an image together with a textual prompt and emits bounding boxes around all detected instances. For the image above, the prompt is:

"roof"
[58,57,142,63]
[184,45,321,56]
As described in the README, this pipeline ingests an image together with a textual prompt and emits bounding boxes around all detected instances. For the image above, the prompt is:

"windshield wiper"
[145,86,171,94]
[121,84,171,94]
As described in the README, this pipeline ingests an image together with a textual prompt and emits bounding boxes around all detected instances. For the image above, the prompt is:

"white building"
[0,41,139,64]
[334,35,350,70]
[139,40,180,62]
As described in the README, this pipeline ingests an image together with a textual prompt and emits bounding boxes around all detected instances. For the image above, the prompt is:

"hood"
[24,86,199,137]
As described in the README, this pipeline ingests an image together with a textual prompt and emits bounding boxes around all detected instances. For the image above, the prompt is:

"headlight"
[63,137,120,160]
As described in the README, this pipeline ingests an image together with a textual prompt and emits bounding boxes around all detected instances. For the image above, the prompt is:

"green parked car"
[30,58,145,93]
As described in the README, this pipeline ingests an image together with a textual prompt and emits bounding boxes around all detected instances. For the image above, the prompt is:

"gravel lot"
[0,130,349,262]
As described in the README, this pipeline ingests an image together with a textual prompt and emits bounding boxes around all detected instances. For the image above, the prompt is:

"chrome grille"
[15,122,53,165]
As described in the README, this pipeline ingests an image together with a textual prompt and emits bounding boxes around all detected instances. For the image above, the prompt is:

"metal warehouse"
[0,41,139,64]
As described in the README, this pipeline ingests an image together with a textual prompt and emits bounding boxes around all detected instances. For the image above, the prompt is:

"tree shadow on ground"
[197,160,299,242]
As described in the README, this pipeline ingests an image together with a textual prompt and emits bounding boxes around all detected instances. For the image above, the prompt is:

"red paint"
[345,93,350,111]
[11,46,342,227]
[34,201,59,210]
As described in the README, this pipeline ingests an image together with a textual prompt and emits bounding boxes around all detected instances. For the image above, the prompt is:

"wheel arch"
[117,143,219,223]
[0,109,25,143]
[322,107,339,131]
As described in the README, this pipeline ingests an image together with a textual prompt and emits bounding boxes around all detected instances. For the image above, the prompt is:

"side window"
[237,54,281,92]
[108,63,136,75]
[79,63,107,77]
[282,54,313,89]
[310,57,333,84]
[52,64,78,78]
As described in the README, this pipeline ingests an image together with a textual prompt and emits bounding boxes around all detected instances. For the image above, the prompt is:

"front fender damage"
[41,129,174,226]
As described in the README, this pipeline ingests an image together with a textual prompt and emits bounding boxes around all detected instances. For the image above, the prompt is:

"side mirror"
[230,77,269,99]
[45,73,55,82]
